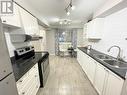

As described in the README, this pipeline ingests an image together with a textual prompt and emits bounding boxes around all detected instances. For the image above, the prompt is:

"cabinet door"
[86,18,104,39]
[85,55,90,75]
[86,21,93,38]
[94,63,107,95]
[0,74,18,95]
[104,71,124,95]
[19,7,39,35]
[88,58,97,84]
[1,3,21,28]
[82,53,88,73]
[77,49,81,65]
[0,24,13,80]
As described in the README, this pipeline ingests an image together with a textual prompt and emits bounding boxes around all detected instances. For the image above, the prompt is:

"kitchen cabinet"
[19,7,39,35]
[17,64,40,95]
[86,18,104,39]
[88,57,97,84]
[104,71,124,95]
[77,49,83,66]
[94,63,108,95]
[1,3,21,28]
[0,25,13,80]
[77,49,124,95]
[0,73,18,95]
[77,49,96,83]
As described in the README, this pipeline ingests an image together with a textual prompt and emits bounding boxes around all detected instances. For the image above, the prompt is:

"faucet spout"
[107,45,121,61]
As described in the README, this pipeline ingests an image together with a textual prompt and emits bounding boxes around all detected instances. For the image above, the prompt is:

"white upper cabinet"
[86,18,104,39]
[19,7,39,35]
[1,3,21,28]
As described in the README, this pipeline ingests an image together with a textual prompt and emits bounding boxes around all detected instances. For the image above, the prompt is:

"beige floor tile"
[37,56,98,95]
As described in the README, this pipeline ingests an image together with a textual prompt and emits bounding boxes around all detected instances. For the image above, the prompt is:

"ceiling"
[24,0,107,27]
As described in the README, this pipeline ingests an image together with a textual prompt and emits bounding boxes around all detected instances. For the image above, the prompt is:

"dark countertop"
[78,47,127,80]
[11,52,49,82]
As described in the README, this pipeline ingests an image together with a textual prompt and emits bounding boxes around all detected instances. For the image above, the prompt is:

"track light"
[65,0,75,15]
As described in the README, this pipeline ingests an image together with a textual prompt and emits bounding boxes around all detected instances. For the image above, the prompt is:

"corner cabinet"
[86,18,104,39]
[1,3,21,28]
[77,49,124,95]
[16,64,40,95]
[19,7,39,35]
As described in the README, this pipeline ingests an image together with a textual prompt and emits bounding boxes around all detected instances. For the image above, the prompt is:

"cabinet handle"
[3,70,6,73]
[104,68,109,72]
[6,82,9,84]
[19,80,23,82]
[22,92,25,95]
[3,20,6,23]
[35,75,37,77]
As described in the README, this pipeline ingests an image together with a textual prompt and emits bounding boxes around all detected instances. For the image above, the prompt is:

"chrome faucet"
[107,45,122,61]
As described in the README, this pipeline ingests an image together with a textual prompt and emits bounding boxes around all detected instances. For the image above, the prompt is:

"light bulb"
[67,11,70,15]
[71,6,75,10]
[59,21,63,24]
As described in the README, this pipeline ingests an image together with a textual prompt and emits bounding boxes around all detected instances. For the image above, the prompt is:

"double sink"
[94,54,127,69]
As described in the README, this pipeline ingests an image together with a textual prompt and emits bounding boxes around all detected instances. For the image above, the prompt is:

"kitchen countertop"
[78,47,127,80]
[11,52,49,82]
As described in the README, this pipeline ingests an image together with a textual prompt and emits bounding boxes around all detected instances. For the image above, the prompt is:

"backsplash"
[88,8,127,62]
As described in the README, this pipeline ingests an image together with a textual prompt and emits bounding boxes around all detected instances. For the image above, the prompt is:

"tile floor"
[37,56,98,95]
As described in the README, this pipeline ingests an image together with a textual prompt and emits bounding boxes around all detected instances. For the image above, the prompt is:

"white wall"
[89,8,127,61]
[46,29,56,55]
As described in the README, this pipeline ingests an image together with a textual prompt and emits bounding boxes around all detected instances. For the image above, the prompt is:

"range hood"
[10,34,43,43]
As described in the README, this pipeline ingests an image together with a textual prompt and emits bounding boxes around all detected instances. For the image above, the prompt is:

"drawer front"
[17,64,39,95]
[17,73,29,93]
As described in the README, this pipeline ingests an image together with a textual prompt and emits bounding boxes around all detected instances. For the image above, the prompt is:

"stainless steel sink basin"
[95,54,112,60]
[103,59,127,69]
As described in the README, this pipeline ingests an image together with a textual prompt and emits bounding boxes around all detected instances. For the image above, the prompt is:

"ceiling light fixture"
[59,19,71,25]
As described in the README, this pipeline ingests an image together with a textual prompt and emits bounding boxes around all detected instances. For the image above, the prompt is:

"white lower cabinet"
[88,58,97,84]
[77,49,124,95]
[94,63,108,95]
[104,71,124,95]
[17,64,40,95]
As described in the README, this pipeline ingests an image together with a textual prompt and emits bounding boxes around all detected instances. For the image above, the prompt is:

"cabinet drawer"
[29,64,38,76]
[18,73,38,95]
[17,73,29,93]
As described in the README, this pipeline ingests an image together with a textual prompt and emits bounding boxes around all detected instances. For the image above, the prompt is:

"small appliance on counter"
[11,46,50,87]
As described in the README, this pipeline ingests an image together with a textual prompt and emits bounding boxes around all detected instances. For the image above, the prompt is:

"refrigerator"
[0,19,18,95]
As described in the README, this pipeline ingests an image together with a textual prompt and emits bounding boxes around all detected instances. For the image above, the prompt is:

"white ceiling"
[24,0,107,27]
